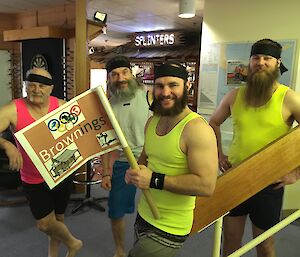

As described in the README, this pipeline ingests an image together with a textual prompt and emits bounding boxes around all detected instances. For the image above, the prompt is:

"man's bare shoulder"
[58,98,66,106]
[0,100,18,128]
[0,100,17,114]
[183,115,215,141]
[223,88,239,105]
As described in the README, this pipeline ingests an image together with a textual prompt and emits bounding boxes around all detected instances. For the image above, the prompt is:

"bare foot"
[66,239,83,257]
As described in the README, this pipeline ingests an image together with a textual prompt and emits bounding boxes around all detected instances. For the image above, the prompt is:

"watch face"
[31,54,48,70]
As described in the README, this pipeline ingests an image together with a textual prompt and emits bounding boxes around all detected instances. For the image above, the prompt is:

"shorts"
[108,161,137,219]
[22,176,73,220]
[229,184,284,230]
[128,214,187,257]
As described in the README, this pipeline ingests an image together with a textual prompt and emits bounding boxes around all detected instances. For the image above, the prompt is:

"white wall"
[0,50,12,106]
[201,0,300,90]
[200,0,300,209]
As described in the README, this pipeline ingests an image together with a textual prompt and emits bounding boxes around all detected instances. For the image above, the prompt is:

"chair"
[70,158,108,214]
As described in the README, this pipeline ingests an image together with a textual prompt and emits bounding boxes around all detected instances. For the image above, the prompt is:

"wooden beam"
[191,126,300,234]
[3,26,71,41]
[87,19,104,41]
[75,0,89,95]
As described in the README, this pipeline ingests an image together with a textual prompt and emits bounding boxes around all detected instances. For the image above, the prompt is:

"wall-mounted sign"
[133,31,184,48]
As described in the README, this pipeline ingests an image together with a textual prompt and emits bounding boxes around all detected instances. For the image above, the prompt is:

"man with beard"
[125,61,218,257]
[209,39,300,257]
[0,68,82,257]
[100,56,151,257]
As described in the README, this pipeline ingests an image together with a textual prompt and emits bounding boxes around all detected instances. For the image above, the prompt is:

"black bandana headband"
[154,62,188,80]
[106,57,131,73]
[26,73,53,86]
[250,43,288,74]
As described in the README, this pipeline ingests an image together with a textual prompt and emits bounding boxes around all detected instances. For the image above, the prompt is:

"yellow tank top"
[138,112,204,235]
[229,84,290,166]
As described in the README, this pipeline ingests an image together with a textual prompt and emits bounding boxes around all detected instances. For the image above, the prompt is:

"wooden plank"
[191,126,300,234]
[87,20,104,41]
[75,0,88,95]
[3,26,69,41]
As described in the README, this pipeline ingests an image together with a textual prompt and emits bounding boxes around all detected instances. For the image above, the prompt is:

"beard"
[151,86,188,116]
[109,78,140,100]
[245,66,280,107]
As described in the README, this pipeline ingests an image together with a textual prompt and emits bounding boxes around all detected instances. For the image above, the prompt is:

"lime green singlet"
[229,84,290,166]
[138,112,203,235]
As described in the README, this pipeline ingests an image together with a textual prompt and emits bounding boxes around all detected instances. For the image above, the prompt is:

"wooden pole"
[191,126,300,234]
[96,86,160,219]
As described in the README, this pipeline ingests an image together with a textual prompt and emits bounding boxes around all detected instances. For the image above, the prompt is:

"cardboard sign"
[15,87,121,189]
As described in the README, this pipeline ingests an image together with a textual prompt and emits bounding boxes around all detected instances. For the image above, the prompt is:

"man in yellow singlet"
[209,39,300,257]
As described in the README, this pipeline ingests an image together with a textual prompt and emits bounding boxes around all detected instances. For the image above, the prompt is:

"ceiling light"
[179,0,196,18]
[94,11,107,23]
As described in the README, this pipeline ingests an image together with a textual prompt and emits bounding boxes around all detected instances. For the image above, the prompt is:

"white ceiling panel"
[0,0,204,47]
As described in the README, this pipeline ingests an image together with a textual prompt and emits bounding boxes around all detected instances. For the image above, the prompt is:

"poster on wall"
[198,39,296,113]
[226,60,248,86]
[15,88,121,189]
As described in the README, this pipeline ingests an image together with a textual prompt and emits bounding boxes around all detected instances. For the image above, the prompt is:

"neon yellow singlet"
[138,112,204,235]
[228,84,290,166]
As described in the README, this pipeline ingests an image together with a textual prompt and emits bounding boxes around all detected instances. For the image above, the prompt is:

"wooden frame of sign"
[191,126,300,234]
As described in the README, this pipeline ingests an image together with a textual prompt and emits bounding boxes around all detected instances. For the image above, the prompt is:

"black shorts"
[229,184,284,230]
[22,176,73,220]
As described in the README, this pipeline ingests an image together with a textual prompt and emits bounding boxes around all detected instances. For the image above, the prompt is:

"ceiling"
[0,0,204,47]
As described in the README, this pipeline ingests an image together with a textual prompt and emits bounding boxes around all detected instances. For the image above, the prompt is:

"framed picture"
[226,60,248,86]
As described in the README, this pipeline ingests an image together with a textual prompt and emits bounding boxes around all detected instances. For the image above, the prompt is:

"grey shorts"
[128,214,188,257]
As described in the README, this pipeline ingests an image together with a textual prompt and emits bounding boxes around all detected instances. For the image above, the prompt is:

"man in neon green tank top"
[125,61,218,257]
[210,39,300,257]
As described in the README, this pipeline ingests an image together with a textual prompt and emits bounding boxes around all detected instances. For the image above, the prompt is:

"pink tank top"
[13,96,59,184]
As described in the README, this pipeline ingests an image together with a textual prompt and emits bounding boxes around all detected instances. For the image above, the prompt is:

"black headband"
[250,43,288,74]
[106,59,131,73]
[26,73,53,86]
[154,63,188,80]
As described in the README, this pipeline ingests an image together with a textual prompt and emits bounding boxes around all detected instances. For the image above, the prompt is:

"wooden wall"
[0,3,76,99]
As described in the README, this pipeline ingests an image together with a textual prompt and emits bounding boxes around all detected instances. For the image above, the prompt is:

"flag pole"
[95,86,160,219]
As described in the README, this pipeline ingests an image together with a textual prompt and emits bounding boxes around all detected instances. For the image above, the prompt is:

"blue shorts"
[108,161,137,219]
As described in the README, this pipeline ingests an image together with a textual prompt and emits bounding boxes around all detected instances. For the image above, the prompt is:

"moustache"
[158,95,176,101]
[116,81,128,86]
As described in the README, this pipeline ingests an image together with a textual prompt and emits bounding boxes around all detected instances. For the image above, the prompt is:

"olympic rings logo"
[48,105,81,132]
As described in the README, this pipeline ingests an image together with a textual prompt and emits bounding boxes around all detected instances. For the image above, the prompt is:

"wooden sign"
[191,126,300,234]
[15,88,121,189]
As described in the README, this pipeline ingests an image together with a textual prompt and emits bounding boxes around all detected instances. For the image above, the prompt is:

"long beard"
[245,66,279,107]
[151,87,188,116]
[109,78,140,100]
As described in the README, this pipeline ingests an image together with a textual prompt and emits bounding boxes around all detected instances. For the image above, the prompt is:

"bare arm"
[137,147,147,166]
[0,102,23,170]
[126,117,218,197]
[100,153,112,190]
[209,89,237,171]
[136,116,153,166]
[58,99,66,106]
[275,90,300,187]
[163,118,218,196]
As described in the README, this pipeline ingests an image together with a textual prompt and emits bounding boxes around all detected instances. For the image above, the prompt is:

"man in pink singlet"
[0,68,82,257]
